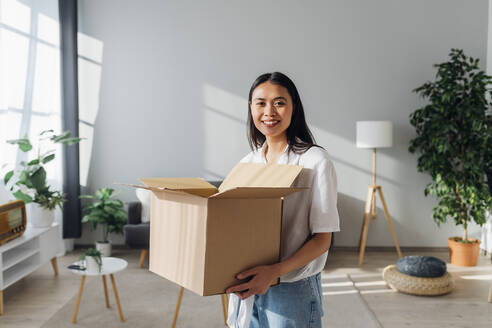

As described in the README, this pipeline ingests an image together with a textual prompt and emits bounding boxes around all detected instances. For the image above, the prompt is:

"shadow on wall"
[336,192,412,249]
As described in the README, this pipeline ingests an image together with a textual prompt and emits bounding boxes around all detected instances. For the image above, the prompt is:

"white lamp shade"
[356,121,393,148]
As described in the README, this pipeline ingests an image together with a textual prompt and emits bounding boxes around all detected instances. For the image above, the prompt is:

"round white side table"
[69,257,128,323]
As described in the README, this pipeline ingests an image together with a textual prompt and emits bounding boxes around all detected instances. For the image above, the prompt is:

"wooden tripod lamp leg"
[376,187,403,258]
[172,287,184,328]
[359,186,375,265]
[371,192,377,220]
[358,186,375,248]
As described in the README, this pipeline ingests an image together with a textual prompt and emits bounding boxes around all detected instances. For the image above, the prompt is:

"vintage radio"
[0,200,27,246]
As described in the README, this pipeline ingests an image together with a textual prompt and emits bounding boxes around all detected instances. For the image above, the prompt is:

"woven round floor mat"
[382,264,454,296]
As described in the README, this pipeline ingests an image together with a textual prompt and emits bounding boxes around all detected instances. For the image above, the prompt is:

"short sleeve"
[239,151,254,163]
[309,158,340,233]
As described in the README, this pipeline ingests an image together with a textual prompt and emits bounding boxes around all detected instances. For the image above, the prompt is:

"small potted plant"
[409,49,492,266]
[3,130,82,227]
[81,187,127,257]
[80,248,102,273]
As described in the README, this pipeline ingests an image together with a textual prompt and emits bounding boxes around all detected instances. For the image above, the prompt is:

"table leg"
[488,281,492,303]
[72,276,86,323]
[109,274,125,322]
[50,257,59,276]
[102,275,110,308]
[172,287,184,328]
[0,290,3,316]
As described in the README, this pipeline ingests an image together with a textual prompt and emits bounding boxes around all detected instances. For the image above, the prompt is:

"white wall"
[76,0,489,246]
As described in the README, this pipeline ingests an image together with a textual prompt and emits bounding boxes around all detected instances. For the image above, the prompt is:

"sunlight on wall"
[78,32,104,63]
[78,32,103,188]
[202,83,249,179]
[202,84,247,122]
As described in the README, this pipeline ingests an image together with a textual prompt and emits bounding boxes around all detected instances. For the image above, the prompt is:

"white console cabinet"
[0,222,60,315]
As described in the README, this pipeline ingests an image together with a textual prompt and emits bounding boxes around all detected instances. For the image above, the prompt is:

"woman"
[226,72,340,327]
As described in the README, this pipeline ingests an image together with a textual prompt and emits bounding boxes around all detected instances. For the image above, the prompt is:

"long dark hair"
[247,72,319,154]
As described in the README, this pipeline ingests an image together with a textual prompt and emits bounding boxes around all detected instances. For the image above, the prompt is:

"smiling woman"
[227,72,341,328]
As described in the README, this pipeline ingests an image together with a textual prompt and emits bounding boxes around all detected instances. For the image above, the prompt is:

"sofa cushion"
[124,223,150,248]
[397,255,446,278]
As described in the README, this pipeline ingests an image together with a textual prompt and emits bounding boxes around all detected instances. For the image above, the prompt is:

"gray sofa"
[124,201,150,268]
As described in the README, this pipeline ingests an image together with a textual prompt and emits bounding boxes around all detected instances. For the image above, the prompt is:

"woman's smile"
[262,119,281,127]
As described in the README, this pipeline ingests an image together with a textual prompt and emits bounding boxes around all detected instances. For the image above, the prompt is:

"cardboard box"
[128,163,305,296]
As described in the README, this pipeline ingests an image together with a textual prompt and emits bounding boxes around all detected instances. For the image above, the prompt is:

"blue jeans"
[249,273,323,328]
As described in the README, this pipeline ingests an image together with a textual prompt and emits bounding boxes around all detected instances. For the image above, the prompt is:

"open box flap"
[135,178,218,198]
[117,182,192,196]
[210,186,307,199]
[218,163,303,192]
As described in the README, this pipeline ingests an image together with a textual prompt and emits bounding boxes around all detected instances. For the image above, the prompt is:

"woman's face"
[250,81,293,139]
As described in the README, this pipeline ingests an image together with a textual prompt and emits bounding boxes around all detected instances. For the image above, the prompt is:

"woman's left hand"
[225,264,280,300]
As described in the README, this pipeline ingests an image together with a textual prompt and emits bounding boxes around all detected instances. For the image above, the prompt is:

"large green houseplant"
[3,130,82,227]
[81,187,127,256]
[408,49,492,266]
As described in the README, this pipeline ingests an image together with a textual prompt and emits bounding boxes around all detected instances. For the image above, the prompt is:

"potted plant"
[2,130,82,227]
[409,48,492,266]
[80,248,102,273]
[81,187,127,257]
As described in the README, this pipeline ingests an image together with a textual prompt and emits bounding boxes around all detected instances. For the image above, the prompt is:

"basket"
[382,264,454,296]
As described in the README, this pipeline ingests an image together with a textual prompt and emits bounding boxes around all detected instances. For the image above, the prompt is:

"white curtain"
[0,0,68,254]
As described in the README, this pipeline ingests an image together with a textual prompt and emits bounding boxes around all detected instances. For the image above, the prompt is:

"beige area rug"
[42,267,381,328]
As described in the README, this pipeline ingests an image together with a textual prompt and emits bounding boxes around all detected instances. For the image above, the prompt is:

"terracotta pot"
[447,237,481,266]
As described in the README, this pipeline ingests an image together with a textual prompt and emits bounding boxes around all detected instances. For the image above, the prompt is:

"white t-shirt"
[239,143,340,282]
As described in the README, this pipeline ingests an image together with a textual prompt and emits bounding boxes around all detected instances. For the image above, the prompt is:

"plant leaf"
[50,131,71,142]
[59,137,83,145]
[13,190,33,203]
[4,170,14,184]
[28,158,40,165]
[7,137,32,152]
[42,154,55,164]
[30,167,47,191]
[40,129,54,136]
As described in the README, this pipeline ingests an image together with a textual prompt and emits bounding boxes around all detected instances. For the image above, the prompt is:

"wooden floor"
[0,247,491,327]
[325,248,492,328]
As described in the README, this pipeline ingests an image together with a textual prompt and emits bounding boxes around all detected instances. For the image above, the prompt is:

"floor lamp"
[356,121,403,265]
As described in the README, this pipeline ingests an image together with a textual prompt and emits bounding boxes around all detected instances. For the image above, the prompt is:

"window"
[0,0,62,186]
